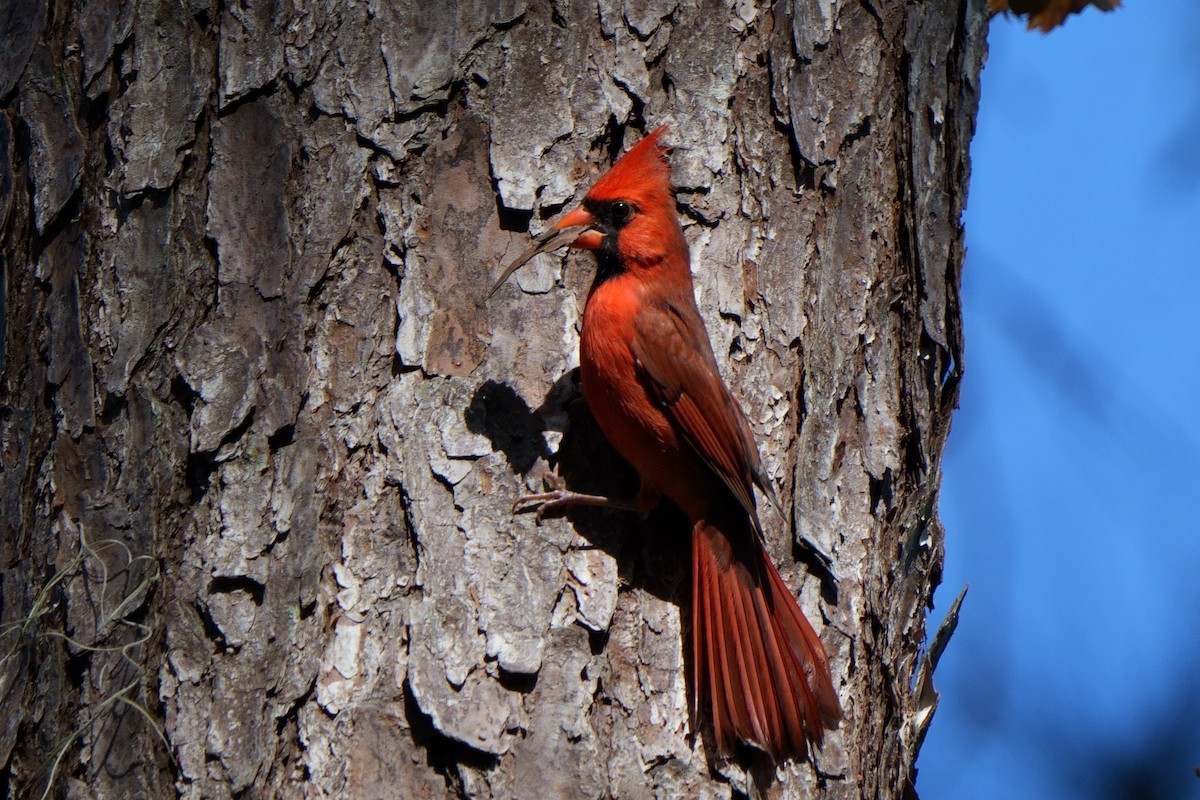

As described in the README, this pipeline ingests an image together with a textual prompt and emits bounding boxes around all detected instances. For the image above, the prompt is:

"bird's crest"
[586,126,673,206]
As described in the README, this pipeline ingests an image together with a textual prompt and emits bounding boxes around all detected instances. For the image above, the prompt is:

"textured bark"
[0,1,985,797]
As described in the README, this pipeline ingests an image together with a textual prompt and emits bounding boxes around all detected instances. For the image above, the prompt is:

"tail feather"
[748,576,808,752]
[700,551,752,746]
[692,517,841,759]
[762,547,843,727]
[726,576,771,745]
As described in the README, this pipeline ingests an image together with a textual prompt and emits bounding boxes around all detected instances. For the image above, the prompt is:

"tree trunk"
[0,0,985,797]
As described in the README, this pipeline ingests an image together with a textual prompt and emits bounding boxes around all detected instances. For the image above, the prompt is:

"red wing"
[631,297,773,531]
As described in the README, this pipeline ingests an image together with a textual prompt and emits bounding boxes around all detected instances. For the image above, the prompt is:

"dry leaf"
[988,0,1122,32]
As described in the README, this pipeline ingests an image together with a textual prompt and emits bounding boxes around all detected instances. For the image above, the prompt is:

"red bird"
[488,127,842,759]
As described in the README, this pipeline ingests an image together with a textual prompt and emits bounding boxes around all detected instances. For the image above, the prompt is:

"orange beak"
[483,206,603,302]
[553,207,605,250]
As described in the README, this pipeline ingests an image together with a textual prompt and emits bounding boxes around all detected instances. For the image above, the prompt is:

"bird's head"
[486,126,684,301]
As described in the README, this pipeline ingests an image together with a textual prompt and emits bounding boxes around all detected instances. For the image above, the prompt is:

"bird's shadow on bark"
[465,370,689,607]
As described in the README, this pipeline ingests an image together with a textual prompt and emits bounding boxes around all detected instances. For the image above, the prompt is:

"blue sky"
[918,4,1200,799]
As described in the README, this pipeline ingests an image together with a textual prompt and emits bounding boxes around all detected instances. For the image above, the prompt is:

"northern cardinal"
[488,126,842,759]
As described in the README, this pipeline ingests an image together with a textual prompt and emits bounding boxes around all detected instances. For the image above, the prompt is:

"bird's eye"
[610,201,633,226]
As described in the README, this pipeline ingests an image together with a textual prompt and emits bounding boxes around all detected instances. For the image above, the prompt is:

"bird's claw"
[512,474,570,524]
[512,474,637,523]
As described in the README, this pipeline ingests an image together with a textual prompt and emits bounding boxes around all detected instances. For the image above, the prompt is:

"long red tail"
[692,515,842,759]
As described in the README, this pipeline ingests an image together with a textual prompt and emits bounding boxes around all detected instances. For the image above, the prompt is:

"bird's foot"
[512,474,639,524]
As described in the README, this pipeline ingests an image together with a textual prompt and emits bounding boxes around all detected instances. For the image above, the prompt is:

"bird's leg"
[513,473,659,523]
